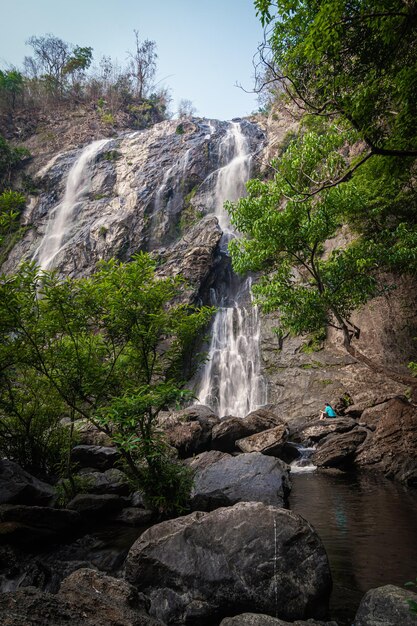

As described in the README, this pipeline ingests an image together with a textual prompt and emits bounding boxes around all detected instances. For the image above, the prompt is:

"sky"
[0,0,265,121]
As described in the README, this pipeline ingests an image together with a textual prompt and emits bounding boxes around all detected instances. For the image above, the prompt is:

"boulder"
[67,493,123,517]
[312,429,367,468]
[115,507,154,526]
[354,584,417,626]
[161,405,220,458]
[0,459,55,506]
[125,501,332,625]
[190,452,290,511]
[73,419,113,446]
[297,418,357,445]
[80,468,131,496]
[354,397,417,484]
[236,424,289,456]
[211,410,285,453]
[220,615,337,626]
[0,574,163,625]
[71,445,120,471]
[58,568,163,625]
[0,504,80,542]
[184,449,230,471]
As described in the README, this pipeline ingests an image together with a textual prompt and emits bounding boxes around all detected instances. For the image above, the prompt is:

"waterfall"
[197,122,267,417]
[34,139,110,270]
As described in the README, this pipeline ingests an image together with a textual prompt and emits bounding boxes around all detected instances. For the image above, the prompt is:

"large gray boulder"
[0,504,80,542]
[211,409,285,453]
[312,429,367,468]
[0,460,55,506]
[354,584,417,626]
[297,418,358,445]
[67,493,124,517]
[0,569,163,625]
[161,405,220,458]
[79,468,131,495]
[236,424,289,456]
[190,452,290,511]
[125,501,332,625]
[71,445,120,471]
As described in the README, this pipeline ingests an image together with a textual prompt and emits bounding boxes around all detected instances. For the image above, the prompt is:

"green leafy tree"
[0,70,24,112]
[0,254,213,510]
[254,0,417,159]
[228,122,417,391]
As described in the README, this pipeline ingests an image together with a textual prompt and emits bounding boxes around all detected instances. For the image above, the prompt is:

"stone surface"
[354,584,417,626]
[73,419,113,446]
[161,405,220,458]
[184,449,230,471]
[80,468,131,496]
[220,615,338,626]
[190,452,290,511]
[297,418,358,445]
[115,507,154,526]
[125,501,332,625]
[0,572,163,625]
[0,504,80,542]
[0,460,55,506]
[312,429,367,468]
[67,493,123,517]
[71,445,120,471]
[236,424,289,456]
[355,397,417,485]
[211,410,286,453]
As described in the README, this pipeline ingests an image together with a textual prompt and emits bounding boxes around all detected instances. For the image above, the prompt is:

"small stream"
[290,470,417,625]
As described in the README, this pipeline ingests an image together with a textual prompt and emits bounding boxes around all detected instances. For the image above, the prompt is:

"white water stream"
[197,122,267,417]
[34,139,110,270]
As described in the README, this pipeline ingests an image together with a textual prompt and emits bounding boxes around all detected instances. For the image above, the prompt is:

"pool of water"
[290,470,417,625]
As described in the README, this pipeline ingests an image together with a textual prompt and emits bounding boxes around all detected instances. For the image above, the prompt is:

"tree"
[227,120,417,391]
[127,30,157,100]
[254,0,417,160]
[25,34,73,92]
[0,254,213,510]
[177,98,197,119]
[0,70,24,112]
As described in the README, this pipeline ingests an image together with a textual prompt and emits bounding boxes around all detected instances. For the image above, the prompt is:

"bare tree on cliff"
[127,30,157,101]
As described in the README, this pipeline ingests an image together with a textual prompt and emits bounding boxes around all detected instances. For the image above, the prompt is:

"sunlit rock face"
[4,118,262,283]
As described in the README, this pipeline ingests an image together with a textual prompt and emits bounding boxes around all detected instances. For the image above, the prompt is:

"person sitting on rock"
[319,402,337,420]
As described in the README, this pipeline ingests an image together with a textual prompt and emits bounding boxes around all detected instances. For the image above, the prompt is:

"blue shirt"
[325,405,337,417]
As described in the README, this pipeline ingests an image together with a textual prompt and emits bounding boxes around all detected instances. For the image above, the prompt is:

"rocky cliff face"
[4,111,417,424]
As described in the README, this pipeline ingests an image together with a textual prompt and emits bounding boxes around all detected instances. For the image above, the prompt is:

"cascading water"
[34,139,110,270]
[197,122,267,417]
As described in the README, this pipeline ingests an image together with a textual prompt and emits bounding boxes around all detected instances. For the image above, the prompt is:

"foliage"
[0,254,213,506]
[228,120,417,387]
[254,0,417,157]
[0,135,30,190]
[0,70,24,111]
[404,578,417,614]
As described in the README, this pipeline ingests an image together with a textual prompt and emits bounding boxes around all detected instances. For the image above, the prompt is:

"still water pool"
[290,470,417,625]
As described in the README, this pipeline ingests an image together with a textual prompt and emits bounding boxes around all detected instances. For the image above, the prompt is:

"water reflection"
[290,470,417,625]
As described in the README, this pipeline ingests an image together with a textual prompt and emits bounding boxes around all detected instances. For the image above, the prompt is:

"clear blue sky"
[0,0,265,121]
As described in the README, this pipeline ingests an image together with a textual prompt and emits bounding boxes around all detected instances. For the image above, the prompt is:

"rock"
[211,417,253,452]
[354,397,417,484]
[191,452,290,511]
[131,491,147,508]
[184,449,230,471]
[73,419,113,446]
[220,615,337,626]
[211,410,285,453]
[80,468,131,495]
[58,568,163,625]
[161,405,220,458]
[125,501,332,625]
[354,584,417,626]
[0,575,163,625]
[71,445,120,471]
[297,418,357,445]
[312,429,367,468]
[244,408,286,432]
[0,504,80,542]
[0,459,55,506]
[236,424,289,456]
[67,493,123,517]
[115,507,154,526]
